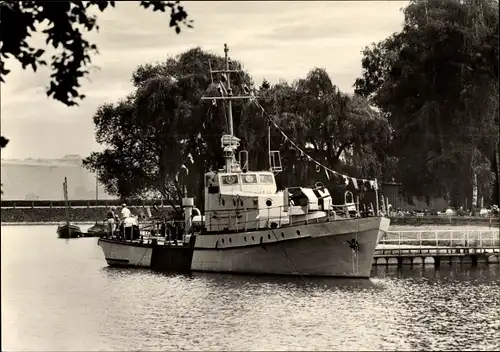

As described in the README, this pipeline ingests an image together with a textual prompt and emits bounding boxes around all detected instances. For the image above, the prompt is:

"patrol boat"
[190,44,390,278]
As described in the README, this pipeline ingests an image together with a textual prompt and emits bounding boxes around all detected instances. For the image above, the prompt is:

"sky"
[0,1,408,160]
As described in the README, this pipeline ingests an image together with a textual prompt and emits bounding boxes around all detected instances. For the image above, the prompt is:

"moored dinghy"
[56,177,83,239]
[57,223,83,239]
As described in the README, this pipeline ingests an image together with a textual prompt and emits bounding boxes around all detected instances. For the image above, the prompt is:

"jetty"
[373,229,500,267]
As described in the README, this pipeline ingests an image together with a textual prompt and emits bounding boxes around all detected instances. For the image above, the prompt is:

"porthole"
[244,236,247,241]
[296,230,301,236]
[221,238,225,244]
[229,238,232,243]
[222,199,225,206]
[268,234,271,239]
[251,236,255,241]
[281,232,285,238]
[266,199,272,207]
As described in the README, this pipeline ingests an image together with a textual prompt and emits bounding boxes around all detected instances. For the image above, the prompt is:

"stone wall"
[0,207,174,223]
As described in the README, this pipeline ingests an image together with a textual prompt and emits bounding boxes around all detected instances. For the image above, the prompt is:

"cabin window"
[345,191,354,204]
[259,174,274,184]
[242,173,257,184]
[221,175,239,185]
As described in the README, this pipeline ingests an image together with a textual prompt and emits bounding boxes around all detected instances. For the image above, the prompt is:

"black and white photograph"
[1,0,499,351]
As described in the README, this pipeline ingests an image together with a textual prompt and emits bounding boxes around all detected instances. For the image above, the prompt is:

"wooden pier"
[373,229,500,267]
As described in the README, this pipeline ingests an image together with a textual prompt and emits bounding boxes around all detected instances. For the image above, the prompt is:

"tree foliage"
[241,68,391,191]
[0,0,191,106]
[355,0,499,206]
[0,0,192,152]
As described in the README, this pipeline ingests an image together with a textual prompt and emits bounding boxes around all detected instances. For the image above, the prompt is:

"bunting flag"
[175,154,196,184]
[253,100,379,191]
[351,178,357,189]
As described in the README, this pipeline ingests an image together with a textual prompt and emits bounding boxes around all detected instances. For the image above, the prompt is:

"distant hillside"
[1,155,116,200]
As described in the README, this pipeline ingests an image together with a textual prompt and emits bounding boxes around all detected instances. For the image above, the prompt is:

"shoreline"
[1,221,97,226]
[1,221,498,232]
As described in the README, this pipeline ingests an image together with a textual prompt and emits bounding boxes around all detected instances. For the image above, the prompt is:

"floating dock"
[373,229,500,267]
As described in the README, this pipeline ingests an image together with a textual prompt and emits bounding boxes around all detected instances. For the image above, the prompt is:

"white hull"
[98,239,153,268]
[192,217,390,277]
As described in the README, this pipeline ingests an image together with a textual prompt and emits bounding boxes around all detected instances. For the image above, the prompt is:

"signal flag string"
[252,100,379,191]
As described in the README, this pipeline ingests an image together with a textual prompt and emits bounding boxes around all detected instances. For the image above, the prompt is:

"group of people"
[106,203,139,240]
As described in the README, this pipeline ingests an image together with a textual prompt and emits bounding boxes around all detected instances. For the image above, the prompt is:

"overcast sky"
[1,1,408,160]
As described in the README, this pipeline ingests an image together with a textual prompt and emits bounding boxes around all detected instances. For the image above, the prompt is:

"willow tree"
[355,0,499,206]
[240,68,391,192]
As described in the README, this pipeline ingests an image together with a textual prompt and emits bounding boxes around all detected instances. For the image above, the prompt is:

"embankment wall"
[1,207,498,227]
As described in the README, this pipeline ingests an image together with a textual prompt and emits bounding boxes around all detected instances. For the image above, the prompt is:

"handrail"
[379,229,500,248]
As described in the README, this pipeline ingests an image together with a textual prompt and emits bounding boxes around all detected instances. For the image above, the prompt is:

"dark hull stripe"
[106,258,130,264]
[191,269,369,279]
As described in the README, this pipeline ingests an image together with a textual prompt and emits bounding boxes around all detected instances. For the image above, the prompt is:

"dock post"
[471,255,478,267]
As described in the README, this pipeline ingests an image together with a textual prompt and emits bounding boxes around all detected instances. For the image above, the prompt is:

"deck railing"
[203,203,356,232]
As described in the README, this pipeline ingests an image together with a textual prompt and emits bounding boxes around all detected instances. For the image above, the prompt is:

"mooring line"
[270,229,309,290]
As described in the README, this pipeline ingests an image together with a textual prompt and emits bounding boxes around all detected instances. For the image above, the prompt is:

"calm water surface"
[2,225,499,351]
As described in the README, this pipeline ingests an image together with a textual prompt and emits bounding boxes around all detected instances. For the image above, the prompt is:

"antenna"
[208,60,214,84]
[201,44,254,173]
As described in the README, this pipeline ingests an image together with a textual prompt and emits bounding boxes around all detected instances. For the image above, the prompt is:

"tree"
[0,0,192,150]
[240,68,391,193]
[83,47,252,211]
[355,0,499,206]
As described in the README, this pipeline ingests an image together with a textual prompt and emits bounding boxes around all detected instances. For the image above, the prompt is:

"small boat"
[87,221,108,238]
[56,176,82,239]
[57,223,83,238]
[97,217,195,272]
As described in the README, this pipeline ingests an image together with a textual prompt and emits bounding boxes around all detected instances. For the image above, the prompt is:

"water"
[2,225,499,351]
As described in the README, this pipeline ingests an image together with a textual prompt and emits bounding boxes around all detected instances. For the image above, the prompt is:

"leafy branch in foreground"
[0,0,192,107]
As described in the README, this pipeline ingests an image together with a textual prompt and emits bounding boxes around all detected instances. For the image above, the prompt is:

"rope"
[270,229,309,290]
[252,99,379,191]
[232,67,379,190]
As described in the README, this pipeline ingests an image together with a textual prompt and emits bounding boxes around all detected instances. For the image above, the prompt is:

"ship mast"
[201,44,253,173]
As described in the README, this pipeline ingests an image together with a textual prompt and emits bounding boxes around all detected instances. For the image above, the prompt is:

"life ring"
[244,174,255,183]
